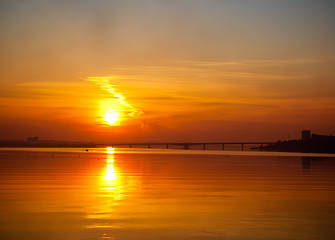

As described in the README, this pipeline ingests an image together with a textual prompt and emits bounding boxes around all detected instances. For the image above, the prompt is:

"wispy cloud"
[87,77,143,117]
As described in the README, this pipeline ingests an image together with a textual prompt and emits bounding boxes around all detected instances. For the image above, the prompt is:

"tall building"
[301,130,311,141]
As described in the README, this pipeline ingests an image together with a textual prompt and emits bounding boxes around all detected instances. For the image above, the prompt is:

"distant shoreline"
[254,135,335,154]
[1,133,334,154]
[0,140,96,148]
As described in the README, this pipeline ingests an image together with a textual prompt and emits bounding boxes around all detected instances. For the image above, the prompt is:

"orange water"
[0,148,334,240]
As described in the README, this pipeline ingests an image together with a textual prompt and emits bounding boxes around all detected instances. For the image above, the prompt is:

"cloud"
[87,76,143,117]
[141,120,150,130]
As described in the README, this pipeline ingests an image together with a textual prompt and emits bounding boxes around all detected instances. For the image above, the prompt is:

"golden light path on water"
[86,147,123,232]
[86,147,144,236]
[104,147,118,184]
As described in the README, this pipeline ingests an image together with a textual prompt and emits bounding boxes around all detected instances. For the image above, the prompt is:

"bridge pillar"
[166,144,169,149]
[203,144,206,150]
[148,144,151,148]
[222,144,225,150]
[130,145,132,148]
[241,144,244,151]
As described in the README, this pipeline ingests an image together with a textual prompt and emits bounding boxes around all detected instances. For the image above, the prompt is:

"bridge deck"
[103,142,275,145]
[97,142,275,151]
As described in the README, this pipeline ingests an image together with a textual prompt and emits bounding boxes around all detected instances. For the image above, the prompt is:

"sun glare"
[103,147,119,188]
[104,112,119,126]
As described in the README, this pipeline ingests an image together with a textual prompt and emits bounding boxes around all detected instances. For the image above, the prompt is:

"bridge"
[100,142,276,151]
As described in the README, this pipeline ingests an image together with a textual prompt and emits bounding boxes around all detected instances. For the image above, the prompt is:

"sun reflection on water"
[86,147,144,230]
[86,147,123,225]
[101,233,114,240]
[104,147,117,185]
[101,147,123,201]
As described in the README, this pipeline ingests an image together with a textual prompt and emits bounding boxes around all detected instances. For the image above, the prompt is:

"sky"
[0,0,335,143]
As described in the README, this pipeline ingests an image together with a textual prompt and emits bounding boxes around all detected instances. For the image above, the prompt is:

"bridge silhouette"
[99,142,275,151]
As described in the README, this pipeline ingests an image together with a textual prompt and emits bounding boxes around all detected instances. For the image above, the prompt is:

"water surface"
[0,148,334,240]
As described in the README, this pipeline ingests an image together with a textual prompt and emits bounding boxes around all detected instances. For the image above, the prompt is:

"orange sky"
[1,0,335,142]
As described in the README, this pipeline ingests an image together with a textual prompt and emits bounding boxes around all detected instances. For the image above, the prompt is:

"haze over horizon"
[1,0,335,142]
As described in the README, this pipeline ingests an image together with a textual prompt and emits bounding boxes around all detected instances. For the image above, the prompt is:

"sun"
[104,112,119,126]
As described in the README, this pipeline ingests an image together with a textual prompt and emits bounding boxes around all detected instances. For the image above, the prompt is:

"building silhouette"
[27,137,39,142]
[301,130,311,141]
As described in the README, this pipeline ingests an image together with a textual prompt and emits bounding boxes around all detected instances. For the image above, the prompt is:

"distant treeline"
[257,134,335,153]
[0,140,96,148]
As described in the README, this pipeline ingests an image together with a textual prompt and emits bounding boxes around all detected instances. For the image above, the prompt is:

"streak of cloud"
[87,77,143,117]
